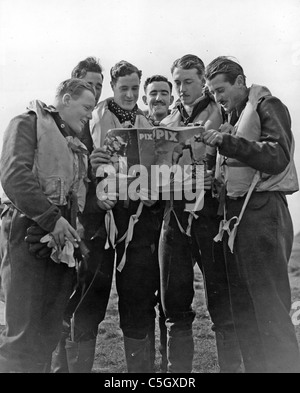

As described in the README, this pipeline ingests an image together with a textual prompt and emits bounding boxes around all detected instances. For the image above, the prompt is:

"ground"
[0,236,299,373]
[91,235,300,373]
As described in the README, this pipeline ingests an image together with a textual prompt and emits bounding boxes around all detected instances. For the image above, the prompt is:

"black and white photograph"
[0,0,300,377]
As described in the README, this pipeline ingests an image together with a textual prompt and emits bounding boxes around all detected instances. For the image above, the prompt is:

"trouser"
[63,238,115,341]
[0,206,75,373]
[191,196,237,334]
[159,194,240,372]
[224,191,300,373]
[51,238,115,373]
[116,245,160,340]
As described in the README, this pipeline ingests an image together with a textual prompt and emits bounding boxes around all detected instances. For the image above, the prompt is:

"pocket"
[247,192,271,211]
[42,177,67,205]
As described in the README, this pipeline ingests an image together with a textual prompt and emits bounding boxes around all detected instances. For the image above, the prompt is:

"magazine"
[96,125,206,202]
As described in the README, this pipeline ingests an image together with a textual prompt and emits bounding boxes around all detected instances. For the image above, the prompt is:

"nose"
[179,83,185,95]
[156,92,163,101]
[126,89,134,99]
[87,111,93,120]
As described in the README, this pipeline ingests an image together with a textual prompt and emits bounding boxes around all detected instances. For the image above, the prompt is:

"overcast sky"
[1,0,300,231]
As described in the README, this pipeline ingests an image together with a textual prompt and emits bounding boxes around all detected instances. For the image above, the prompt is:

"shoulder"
[6,112,37,132]
[257,95,290,121]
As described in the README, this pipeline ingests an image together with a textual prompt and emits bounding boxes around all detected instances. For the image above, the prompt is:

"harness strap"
[214,171,261,252]
[116,201,144,272]
[104,210,118,250]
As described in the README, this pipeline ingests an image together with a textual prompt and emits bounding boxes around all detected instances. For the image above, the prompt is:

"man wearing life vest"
[142,75,174,126]
[141,74,175,372]
[203,56,300,373]
[51,57,116,373]
[89,60,162,373]
[157,54,242,373]
[0,79,95,373]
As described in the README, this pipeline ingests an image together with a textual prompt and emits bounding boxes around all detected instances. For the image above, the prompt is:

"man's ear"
[170,95,175,106]
[236,75,245,87]
[110,81,114,91]
[62,93,72,106]
[142,95,148,106]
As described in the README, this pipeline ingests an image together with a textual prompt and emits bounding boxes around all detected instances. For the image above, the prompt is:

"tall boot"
[51,334,69,373]
[167,331,194,373]
[65,338,96,373]
[215,329,244,373]
[124,336,151,373]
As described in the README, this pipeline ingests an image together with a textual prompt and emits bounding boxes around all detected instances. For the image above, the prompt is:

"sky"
[1,0,300,231]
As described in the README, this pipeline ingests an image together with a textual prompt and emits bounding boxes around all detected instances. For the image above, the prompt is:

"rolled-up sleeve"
[219,97,292,175]
[0,113,61,232]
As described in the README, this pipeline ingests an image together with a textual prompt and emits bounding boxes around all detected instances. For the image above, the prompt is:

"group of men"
[0,53,299,374]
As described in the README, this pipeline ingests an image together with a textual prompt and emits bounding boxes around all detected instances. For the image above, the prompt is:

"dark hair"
[71,56,104,81]
[205,56,246,85]
[55,78,95,100]
[110,60,142,85]
[143,75,173,93]
[171,54,205,78]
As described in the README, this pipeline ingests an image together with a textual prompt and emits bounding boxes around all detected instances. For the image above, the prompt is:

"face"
[82,71,103,103]
[143,81,174,120]
[111,73,140,111]
[172,67,204,106]
[61,89,95,135]
[207,74,244,113]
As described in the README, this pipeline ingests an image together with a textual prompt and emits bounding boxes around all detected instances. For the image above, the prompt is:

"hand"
[97,198,117,211]
[51,217,80,249]
[204,171,213,190]
[25,224,51,259]
[219,122,235,135]
[202,129,223,147]
[90,147,111,172]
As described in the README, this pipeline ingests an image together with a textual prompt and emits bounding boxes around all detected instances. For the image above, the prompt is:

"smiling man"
[203,56,300,373]
[89,61,163,373]
[159,54,242,373]
[0,78,95,373]
[142,75,174,125]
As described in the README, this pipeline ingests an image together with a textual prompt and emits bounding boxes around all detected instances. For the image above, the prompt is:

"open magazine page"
[96,126,206,205]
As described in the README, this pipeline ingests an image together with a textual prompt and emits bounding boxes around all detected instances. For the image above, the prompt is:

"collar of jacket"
[176,93,212,125]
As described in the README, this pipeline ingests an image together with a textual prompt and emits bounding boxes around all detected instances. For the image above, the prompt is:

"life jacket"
[220,85,299,198]
[161,98,222,160]
[161,98,223,237]
[90,98,152,149]
[89,98,153,270]
[29,100,88,212]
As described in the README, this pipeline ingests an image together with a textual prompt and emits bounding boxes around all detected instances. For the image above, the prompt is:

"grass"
[92,237,300,373]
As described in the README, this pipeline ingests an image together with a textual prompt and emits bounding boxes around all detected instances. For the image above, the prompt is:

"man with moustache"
[142,74,174,372]
[142,75,174,125]
[202,56,300,373]
[159,54,242,373]
[89,60,162,373]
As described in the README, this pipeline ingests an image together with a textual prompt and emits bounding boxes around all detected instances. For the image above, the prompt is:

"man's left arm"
[218,97,292,175]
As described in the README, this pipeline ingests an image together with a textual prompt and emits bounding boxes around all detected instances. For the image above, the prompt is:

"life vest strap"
[117,201,144,272]
[214,171,260,252]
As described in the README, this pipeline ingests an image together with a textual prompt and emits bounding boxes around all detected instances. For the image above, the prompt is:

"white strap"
[117,201,144,272]
[104,210,118,250]
[214,171,261,253]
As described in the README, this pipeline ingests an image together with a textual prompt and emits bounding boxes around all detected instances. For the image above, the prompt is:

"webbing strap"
[104,210,118,250]
[214,171,260,252]
[116,201,144,272]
